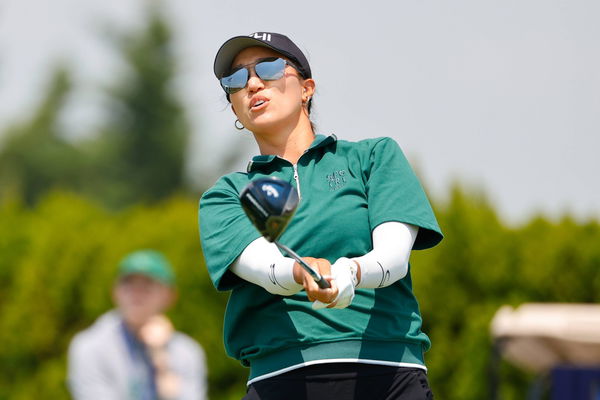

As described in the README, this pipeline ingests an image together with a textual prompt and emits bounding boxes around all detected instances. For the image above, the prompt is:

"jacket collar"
[246,134,337,172]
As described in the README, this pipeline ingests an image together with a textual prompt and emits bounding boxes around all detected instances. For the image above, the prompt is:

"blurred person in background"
[68,250,207,400]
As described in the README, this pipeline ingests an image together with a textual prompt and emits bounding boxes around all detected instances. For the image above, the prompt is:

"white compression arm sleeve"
[352,222,419,289]
[231,237,303,295]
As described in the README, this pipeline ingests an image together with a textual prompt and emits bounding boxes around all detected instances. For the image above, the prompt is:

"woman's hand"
[293,257,338,305]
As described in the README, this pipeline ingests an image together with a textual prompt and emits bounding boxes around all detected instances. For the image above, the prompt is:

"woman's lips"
[250,96,269,111]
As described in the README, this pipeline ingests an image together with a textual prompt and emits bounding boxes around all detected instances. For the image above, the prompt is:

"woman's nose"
[246,72,264,92]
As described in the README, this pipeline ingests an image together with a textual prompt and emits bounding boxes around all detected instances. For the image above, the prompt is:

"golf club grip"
[274,242,331,289]
[314,275,331,289]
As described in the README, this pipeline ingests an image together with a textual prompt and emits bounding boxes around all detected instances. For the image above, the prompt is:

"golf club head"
[239,177,299,242]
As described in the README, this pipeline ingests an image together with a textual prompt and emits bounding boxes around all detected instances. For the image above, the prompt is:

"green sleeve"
[365,137,443,250]
[199,176,261,291]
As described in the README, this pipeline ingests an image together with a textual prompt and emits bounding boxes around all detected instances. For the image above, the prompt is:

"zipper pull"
[293,164,302,200]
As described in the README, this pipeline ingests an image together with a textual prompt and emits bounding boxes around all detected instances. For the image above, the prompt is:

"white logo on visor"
[249,32,272,42]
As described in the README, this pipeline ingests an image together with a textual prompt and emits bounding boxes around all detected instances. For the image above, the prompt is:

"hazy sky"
[1,0,599,223]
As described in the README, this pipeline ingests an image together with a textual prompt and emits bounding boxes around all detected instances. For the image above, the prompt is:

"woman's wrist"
[350,258,361,286]
[293,262,304,284]
[233,238,303,295]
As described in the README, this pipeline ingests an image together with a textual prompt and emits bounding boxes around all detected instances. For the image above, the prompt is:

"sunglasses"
[220,57,298,94]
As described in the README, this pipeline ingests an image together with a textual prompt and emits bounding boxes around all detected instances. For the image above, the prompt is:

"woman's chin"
[247,119,279,134]
[248,114,299,134]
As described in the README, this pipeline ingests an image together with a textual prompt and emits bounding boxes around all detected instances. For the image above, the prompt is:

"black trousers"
[243,363,434,400]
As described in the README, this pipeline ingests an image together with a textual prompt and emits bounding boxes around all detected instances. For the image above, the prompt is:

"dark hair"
[308,98,316,134]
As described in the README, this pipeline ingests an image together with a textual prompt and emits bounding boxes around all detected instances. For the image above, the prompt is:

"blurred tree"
[0,5,190,209]
[85,4,189,208]
[0,68,85,205]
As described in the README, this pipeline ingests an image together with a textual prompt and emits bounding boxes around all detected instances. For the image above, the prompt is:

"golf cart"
[490,303,600,399]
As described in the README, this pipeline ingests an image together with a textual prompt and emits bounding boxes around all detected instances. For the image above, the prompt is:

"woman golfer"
[199,32,443,400]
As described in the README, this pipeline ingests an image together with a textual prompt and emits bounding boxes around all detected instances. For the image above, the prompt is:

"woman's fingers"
[303,260,338,304]
[294,257,339,303]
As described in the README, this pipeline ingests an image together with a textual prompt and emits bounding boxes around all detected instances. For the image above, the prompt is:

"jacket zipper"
[293,164,302,200]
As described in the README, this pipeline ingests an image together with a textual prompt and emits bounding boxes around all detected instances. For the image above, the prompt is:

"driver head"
[239,177,299,242]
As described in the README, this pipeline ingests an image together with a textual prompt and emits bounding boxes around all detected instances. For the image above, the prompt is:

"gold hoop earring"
[235,119,245,130]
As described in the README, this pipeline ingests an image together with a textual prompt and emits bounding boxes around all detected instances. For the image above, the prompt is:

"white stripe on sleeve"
[231,237,303,295]
[353,222,419,288]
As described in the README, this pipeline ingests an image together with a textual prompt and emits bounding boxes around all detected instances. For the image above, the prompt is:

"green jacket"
[199,135,443,382]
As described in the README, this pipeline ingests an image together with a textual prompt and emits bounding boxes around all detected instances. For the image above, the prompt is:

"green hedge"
[1,188,599,399]
[411,187,600,399]
[0,191,245,400]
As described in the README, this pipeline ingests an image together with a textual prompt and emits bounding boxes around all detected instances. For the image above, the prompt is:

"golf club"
[239,177,330,289]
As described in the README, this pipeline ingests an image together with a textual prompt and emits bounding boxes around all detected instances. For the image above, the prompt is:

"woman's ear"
[302,79,316,103]
[230,104,237,117]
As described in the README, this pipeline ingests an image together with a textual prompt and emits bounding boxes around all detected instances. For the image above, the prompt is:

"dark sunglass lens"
[221,68,249,94]
[255,58,286,81]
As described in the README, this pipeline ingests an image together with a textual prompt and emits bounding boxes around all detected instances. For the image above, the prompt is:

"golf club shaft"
[274,242,331,289]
